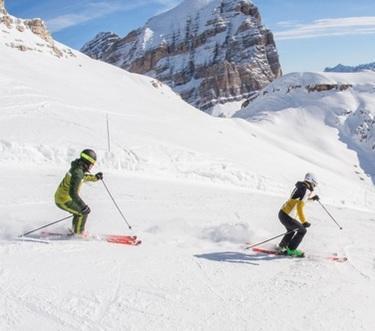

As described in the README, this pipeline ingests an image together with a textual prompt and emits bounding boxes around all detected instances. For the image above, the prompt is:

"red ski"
[251,246,347,263]
[92,234,141,246]
[31,231,142,246]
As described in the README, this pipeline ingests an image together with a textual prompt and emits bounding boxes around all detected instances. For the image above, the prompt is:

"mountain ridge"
[325,62,375,73]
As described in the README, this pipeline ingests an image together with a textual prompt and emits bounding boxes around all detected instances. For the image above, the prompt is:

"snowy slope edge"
[237,72,375,184]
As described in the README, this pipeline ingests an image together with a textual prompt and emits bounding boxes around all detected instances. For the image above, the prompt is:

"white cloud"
[154,0,181,5]
[47,2,120,32]
[46,0,179,32]
[276,20,300,28]
[275,16,375,40]
[150,0,182,15]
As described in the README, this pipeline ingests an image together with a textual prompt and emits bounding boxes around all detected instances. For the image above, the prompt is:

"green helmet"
[80,149,97,165]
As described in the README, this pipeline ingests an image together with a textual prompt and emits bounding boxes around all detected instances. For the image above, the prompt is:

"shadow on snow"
[194,251,286,266]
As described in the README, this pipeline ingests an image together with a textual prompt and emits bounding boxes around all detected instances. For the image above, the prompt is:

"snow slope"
[1,13,375,331]
[1,49,373,208]
[237,71,375,185]
[2,170,375,331]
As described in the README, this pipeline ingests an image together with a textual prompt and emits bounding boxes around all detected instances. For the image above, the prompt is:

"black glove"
[95,172,103,180]
[311,195,320,201]
[303,222,311,228]
[81,205,91,215]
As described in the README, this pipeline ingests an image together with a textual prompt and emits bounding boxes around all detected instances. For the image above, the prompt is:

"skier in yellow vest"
[55,149,103,234]
[277,173,319,257]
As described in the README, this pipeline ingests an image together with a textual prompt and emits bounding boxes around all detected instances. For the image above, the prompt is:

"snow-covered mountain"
[1,2,375,330]
[81,0,281,114]
[82,32,120,60]
[237,71,375,184]
[325,62,375,73]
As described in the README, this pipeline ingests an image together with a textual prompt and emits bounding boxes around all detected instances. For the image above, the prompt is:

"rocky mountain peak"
[0,0,74,58]
[81,32,120,60]
[81,0,281,113]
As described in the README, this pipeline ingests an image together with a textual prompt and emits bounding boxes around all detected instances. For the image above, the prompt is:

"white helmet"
[304,172,318,187]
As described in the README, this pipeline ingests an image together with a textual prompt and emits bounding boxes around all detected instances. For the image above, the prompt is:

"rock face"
[347,108,375,152]
[0,0,74,58]
[0,0,5,14]
[81,32,120,60]
[81,0,281,111]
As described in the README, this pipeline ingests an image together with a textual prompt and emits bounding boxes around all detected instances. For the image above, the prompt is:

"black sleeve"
[291,185,307,200]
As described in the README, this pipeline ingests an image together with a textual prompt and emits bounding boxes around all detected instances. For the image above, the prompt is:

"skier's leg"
[288,222,306,250]
[73,214,88,234]
[56,201,86,234]
[278,210,296,247]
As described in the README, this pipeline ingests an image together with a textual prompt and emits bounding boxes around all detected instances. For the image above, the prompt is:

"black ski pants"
[278,210,306,250]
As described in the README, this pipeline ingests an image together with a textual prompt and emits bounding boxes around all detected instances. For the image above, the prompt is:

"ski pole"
[318,201,343,230]
[101,179,132,230]
[245,228,298,250]
[19,215,73,237]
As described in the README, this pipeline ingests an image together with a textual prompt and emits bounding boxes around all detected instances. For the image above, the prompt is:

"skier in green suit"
[55,149,103,234]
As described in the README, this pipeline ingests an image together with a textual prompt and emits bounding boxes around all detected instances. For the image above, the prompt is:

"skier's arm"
[83,173,98,182]
[309,194,320,201]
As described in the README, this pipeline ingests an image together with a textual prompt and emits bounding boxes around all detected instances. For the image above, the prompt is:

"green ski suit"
[55,159,98,234]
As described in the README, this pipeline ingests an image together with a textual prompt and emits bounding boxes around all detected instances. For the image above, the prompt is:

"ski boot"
[286,248,304,257]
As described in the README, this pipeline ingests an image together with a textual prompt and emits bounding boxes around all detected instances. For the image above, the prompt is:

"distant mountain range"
[324,62,375,73]
[81,0,281,113]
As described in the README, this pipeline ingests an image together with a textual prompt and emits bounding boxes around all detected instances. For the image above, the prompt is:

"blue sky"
[5,0,375,72]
